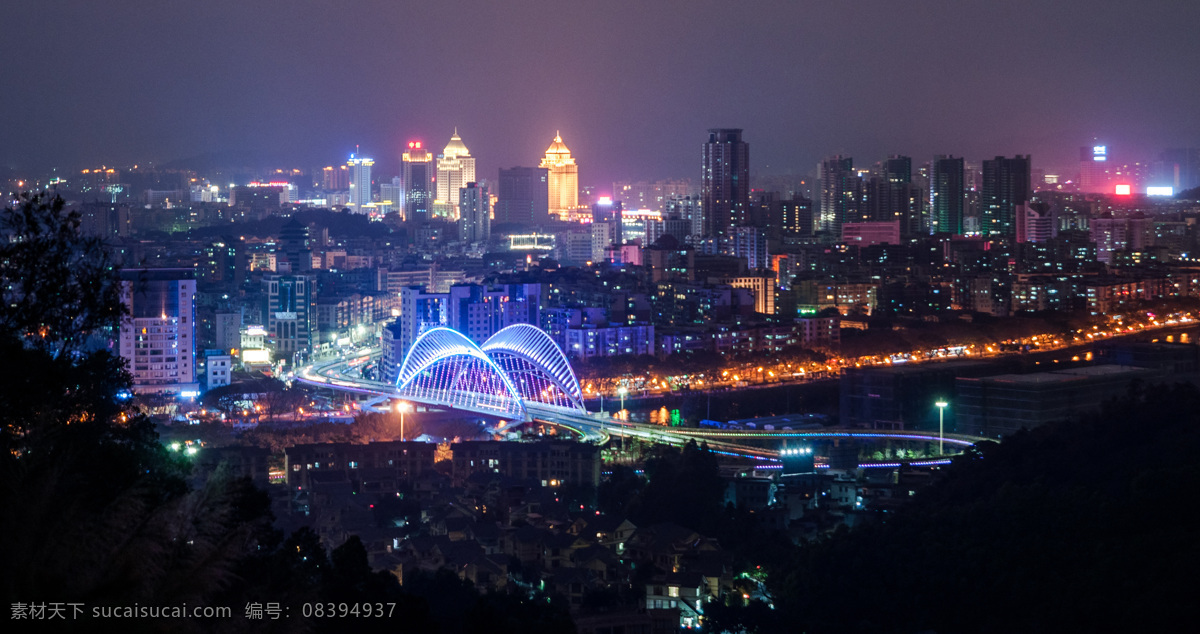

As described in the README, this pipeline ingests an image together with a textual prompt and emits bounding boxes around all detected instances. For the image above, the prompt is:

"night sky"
[3,0,1197,187]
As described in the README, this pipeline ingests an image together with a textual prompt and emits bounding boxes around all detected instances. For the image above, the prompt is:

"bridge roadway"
[294,354,984,468]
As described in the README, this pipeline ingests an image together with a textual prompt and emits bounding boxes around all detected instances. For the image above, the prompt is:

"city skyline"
[3,1,1199,186]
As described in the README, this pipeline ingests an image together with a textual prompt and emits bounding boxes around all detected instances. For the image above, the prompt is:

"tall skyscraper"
[982,155,1032,239]
[496,166,549,226]
[118,268,197,396]
[866,155,923,236]
[458,182,490,244]
[402,141,434,221]
[347,155,373,213]
[818,156,859,234]
[436,129,476,210]
[540,132,578,219]
[931,155,965,235]
[701,128,750,237]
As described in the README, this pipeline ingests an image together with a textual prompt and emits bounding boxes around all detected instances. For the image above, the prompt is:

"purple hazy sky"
[2,0,1198,187]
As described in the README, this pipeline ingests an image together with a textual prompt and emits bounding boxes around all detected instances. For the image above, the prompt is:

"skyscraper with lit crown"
[436,129,476,211]
[539,132,578,219]
[402,141,434,221]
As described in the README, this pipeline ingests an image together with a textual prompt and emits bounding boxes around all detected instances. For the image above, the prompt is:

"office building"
[458,182,490,244]
[1079,145,1110,193]
[883,155,912,184]
[1016,201,1056,244]
[402,141,434,222]
[931,155,965,235]
[982,155,1032,239]
[540,132,578,218]
[666,196,704,239]
[118,268,198,396]
[818,156,860,234]
[496,166,549,226]
[277,217,312,273]
[729,226,768,270]
[379,177,403,214]
[701,128,750,237]
[347,155,373,213]
[774,196,814,236]
[592,197,623,245]
[322,164,350,190]
[436,129,476,209]
[264,274,316,365]
[444,283,542,346]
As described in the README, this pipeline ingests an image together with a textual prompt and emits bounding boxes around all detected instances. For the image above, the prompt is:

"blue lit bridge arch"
[395,324,586,420]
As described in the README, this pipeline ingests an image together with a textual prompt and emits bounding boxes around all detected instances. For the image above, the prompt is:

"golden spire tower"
[436,128,475,211]
[539,131,578,219]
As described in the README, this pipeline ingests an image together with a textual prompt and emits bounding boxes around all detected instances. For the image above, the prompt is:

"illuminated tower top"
[442,128,471,159]
[544,132,573,159]
[436,129,476,210]
[540,132,578,218]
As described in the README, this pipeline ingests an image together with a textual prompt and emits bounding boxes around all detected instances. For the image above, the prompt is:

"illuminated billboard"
[242,349,270,364]
[1114,184,1132,196]
[1093,145,1107,162]
[1146,186,1174,196]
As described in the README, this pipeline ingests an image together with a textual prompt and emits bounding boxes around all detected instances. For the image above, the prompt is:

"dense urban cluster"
[4,130,1200,633]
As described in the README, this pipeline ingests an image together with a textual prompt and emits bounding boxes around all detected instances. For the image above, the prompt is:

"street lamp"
[617,386,628,415]
[396,401,412,441]
[935,401,948,456]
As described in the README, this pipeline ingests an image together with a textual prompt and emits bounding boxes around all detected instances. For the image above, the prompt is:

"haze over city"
[4,0,1199,183]
[4,1,1200,632]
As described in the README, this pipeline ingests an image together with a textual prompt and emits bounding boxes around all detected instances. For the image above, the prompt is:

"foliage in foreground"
[767,381,1200,634]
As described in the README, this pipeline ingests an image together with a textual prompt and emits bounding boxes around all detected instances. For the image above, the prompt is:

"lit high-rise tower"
[982,155,1032,239]
[931,155,965,235]
[539,132,578,219]
[436,129,476,211]
[702,128,750,237]
[347,155,374,213]
[818,156,859,234]
[458,182,490,244]
[402,141,434,221]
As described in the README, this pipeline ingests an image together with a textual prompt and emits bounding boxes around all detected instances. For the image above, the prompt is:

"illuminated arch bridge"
[395,324,585,420]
